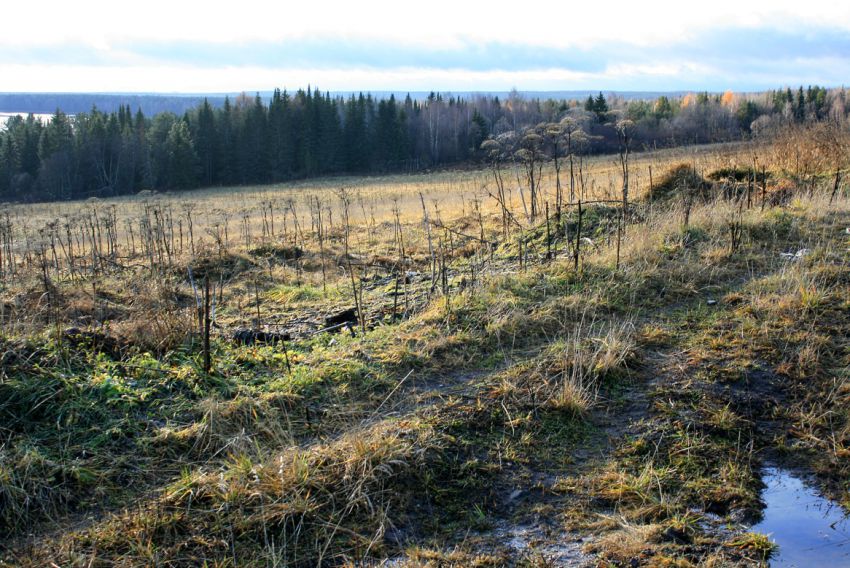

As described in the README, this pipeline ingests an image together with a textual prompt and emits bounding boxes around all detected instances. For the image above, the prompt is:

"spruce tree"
[343,94,368,171]
[0,133,18,199]
[194,98,218,186]
[319,91,342,173]
[37,110,75,199]
[268,88,294,181]
[164,121,198,190]
[15,114,42,177]
[218,97,235,185]
[593,92,608,120]
[470,109,489,153]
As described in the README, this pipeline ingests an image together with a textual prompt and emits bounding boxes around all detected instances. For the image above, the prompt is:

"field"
[1,124,849,567]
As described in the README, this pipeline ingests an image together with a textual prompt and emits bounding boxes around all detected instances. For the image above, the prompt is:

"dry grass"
[34,419,444,567]
[492,318,635,417]
[585,518,665,564]
[2,127,850,566]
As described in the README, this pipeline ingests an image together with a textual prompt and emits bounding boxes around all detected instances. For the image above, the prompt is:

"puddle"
[752,467,850,567]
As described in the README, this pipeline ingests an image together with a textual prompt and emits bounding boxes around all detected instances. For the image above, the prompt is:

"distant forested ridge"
[0,93,219,117]
[0,86,844,202]
[0,91,685,116]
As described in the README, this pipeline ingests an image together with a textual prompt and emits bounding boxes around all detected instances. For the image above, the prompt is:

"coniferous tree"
[164,121,198,190]
[13,115,43,178]
[0,132,19,199]
[37,110,75,199]
[218,97,236,185]
[593,92,608,119]
[268,88,295,180]
[250,93,271,182]
[736,101,760,132]
[194,98,218,186]
[1,85,845,203]
[469,109,489,154]
[320,91,342,172]
[103,112,124,193]
[148,112,179,189]
[344,94,370,172]
[796,86,806,121]
[306,88,325,175]
[813,87,827,119]
[655,96,673,120]
[133,108,151,189]
[290,88,311,175]
[233,93,269,184]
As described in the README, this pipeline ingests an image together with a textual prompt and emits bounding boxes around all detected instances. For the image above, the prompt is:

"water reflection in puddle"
[753,467,850,567]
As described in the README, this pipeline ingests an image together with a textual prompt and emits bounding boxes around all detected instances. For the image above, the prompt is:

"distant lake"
[0,112,61,128]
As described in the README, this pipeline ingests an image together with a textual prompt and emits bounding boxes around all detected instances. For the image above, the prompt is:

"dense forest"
[0,85,845,202]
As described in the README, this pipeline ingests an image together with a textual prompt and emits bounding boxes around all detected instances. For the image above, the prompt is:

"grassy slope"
[1,156,849,567]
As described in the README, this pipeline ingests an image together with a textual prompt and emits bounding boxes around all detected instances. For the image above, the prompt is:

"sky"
[2,0,850,93]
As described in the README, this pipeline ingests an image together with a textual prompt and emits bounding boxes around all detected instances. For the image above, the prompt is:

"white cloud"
[0,63,595,92]
[6,0,850,48]
[3,0,850,91]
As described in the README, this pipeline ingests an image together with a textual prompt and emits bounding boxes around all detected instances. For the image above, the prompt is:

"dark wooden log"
[324,308,358,330]
[232,328,292,345]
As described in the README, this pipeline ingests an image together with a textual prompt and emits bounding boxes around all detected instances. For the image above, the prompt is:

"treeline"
[620,85,840,145]
[0,85,847,202]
